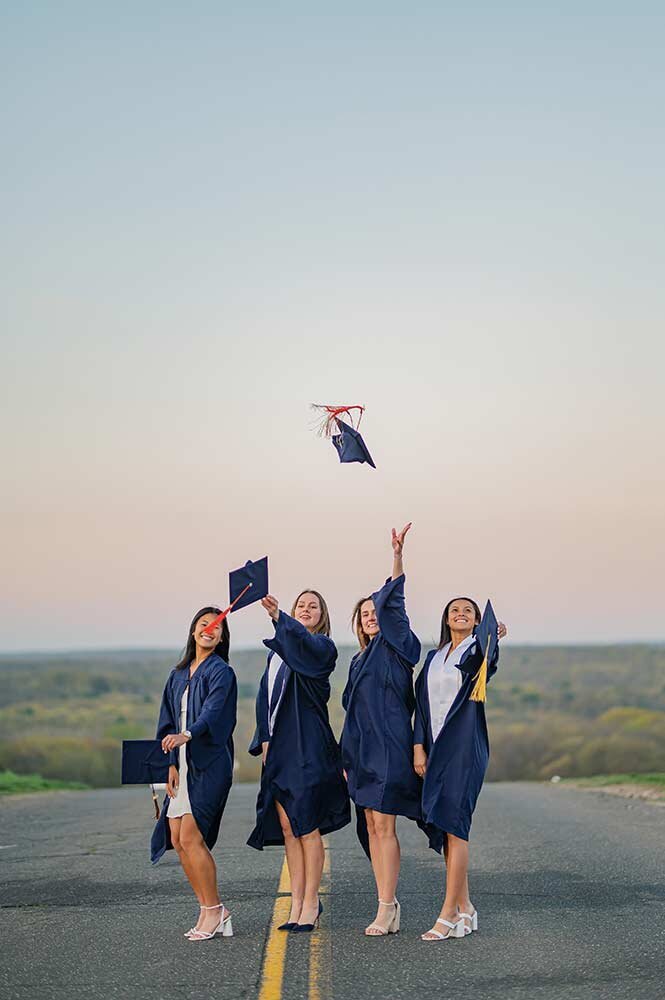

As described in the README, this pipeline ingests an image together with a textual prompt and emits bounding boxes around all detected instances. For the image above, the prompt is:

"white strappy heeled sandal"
[421,916,465,941]
[188,903,233,940]
[365,899,401,936]
[458,906,478,935]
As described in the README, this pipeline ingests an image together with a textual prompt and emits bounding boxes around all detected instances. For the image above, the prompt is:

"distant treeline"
[0,645,663,787]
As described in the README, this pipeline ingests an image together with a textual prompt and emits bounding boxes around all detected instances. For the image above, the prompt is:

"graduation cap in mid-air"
[469,600,499,703]
[332,419,376,468]
[201,557,270,636]
[121,739,170,818]
[310,403,376,469]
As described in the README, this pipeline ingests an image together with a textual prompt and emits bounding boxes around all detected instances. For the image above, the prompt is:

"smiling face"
[445,598,481,642]
[360,599,379,639]
[193,613,223,653]
[293,592,322,631]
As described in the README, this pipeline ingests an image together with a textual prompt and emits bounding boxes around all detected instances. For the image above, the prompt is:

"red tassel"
[311,403,365,437]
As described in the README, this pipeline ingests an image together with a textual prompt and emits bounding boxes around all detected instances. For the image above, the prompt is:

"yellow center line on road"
[258,856,291,1000]
[258,840,332,1000]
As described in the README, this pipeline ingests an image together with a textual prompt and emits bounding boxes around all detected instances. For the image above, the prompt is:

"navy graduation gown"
[150,653,237,864]
[340,574,422,857]
[247,612,350,850]
[414,640,499,851]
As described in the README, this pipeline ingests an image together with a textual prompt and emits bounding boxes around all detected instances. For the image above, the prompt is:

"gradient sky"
[1,2,664,651]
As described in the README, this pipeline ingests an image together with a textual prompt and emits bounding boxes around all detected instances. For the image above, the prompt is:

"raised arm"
[373,574,421,664]
[391,522,411,580]
[261,598,337,680]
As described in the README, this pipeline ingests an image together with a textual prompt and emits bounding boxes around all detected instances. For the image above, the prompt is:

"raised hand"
[261,595,280,621]
[498,621,508,640]
[391,522,412,555]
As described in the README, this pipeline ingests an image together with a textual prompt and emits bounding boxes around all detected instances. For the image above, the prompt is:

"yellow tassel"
[469,636,491,703]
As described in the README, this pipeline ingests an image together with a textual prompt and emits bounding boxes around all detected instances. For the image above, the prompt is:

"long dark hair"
[175,606,230,670]
[438,596,481,649]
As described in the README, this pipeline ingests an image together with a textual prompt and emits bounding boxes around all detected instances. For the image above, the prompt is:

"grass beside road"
[567,773,665,787]
[0,770,89,796]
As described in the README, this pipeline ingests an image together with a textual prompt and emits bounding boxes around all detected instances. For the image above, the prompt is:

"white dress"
[427,634,477,742]
[167,687,192,818]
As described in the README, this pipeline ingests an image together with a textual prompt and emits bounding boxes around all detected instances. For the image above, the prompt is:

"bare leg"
[365,809,400,935]
[422,833,469,939]
[298,829,325,925]
[275,800,305,924]
[179,814,225,935]
[170,817,205,931]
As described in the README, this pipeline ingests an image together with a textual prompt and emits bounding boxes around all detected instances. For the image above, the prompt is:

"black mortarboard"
[121,739,170,818]
[332,419,376,469]
[201,557,270,636]
[469,600,498,703]
[121,739,170,785]
[229,556,269,612]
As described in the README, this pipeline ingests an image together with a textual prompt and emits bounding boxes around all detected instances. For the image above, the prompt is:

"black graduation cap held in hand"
[229,556,269,612]
[201,558,270,636]
[121,739,170,818]
[332,418,376,469]
[469,600,498,703]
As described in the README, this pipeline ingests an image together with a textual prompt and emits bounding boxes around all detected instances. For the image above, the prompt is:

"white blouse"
[267,655,286,737]
[427,634,477,742]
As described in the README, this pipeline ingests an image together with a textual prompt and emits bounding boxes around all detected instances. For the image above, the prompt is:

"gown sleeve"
[264,612,337,680]
[248,665,270,756]
[155,672,178,766]
[413,659,430,748]
[188,661,238,742]
[341,652,363,711]
[372,574,421,664]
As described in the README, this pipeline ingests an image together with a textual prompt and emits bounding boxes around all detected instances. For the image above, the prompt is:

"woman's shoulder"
[204,654,236,678]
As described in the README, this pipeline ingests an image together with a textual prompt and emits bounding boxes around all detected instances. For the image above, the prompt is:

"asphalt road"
[1,782,663,1000]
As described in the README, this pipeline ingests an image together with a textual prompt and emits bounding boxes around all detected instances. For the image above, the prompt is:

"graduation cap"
[310,403,376,469]
[201,557,270,636]
[469,600,498,703]
[332,419,376,468]
[121,739,170,818]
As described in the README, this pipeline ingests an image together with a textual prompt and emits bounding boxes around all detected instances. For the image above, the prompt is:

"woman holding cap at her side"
[340,523,422,936]
[414,597,506,941]
[151,607,237,941]
[248,588,350,933]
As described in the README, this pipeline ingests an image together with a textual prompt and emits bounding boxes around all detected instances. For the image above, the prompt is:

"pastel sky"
[1,2,663,652]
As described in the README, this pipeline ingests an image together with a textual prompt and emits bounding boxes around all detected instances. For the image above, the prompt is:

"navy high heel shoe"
[292,900,323,933]
[278,921,297,931]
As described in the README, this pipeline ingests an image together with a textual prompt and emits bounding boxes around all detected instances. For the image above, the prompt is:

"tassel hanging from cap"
[151,784,160,820]
[469,635,491,703]
[310,403,365,437]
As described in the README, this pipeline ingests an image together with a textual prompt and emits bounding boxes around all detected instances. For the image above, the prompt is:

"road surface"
[1,782,663,999]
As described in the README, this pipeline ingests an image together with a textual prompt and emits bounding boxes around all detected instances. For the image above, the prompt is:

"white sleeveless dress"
[167,687,192,818]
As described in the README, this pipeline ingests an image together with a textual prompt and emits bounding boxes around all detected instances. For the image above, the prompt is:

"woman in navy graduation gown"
[152,607,237,941]
[340,523,422,937]
[248,589,350,932]
[413,597,506,941]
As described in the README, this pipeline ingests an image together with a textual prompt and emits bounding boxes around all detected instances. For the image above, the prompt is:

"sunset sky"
[2,3,663,652]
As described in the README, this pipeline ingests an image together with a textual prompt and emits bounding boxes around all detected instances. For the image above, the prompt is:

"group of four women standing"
[152,523,506,942]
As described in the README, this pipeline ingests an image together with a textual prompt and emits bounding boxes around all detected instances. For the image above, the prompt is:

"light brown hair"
[351,595,373,650]
[291,589,331,637]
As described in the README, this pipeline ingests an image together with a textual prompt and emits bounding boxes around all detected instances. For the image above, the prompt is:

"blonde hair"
[351,596,374,650]
[291,589,331,637]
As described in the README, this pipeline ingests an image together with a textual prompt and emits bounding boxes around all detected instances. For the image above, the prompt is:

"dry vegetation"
[1,644,663,787]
